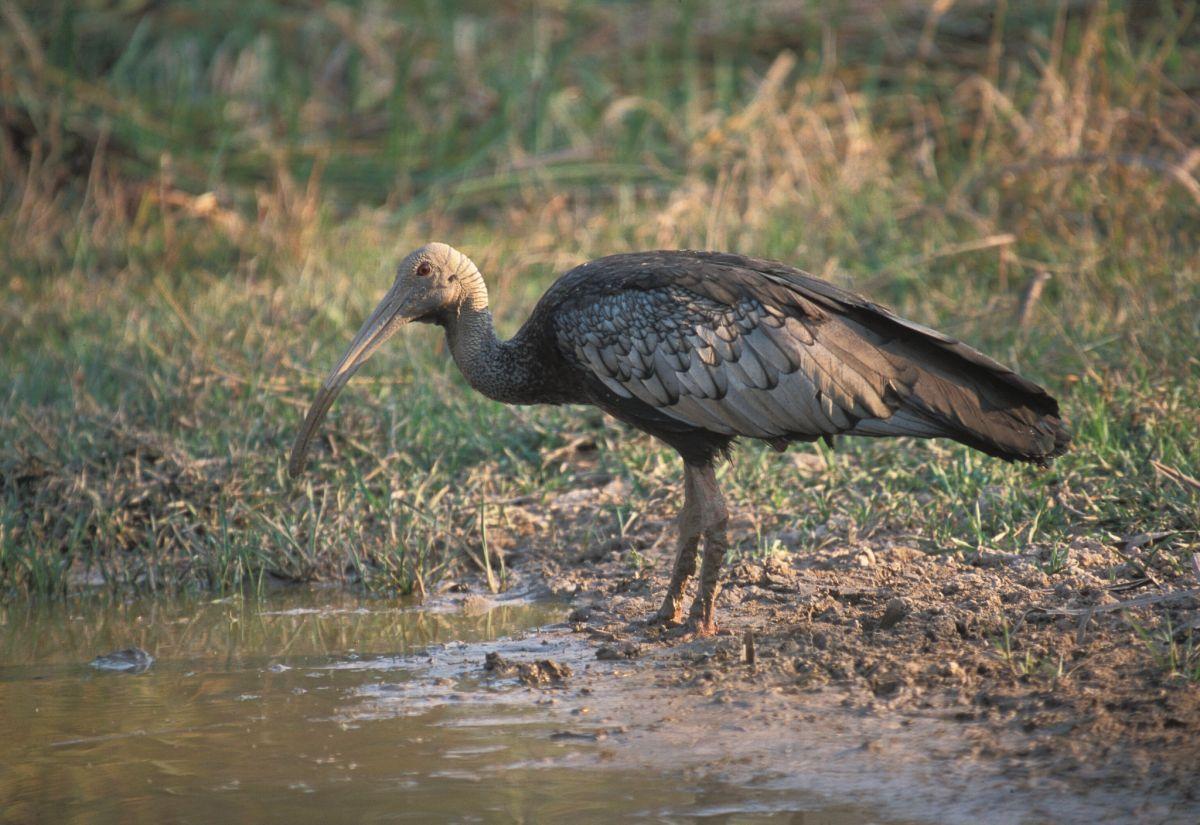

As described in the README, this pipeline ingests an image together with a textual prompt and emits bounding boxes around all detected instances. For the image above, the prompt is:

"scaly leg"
[654,464,703,625]
[687,463,729,636]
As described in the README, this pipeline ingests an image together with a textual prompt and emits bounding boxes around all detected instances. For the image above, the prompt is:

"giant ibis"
[289,243,1069,635]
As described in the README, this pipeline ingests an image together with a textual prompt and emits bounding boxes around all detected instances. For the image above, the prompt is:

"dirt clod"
[878,597,909,630]
[596,642,641,660]
[484,652,573,685]
[568,606,593,623]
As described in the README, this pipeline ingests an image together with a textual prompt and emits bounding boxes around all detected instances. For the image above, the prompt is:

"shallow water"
[0,592,896,824]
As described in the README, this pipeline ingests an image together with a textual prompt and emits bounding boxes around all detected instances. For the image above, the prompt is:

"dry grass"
[0,1,1196,623]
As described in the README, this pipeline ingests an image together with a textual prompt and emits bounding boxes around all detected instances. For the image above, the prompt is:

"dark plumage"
[543,250,1069,466]
[290,243,1070,635]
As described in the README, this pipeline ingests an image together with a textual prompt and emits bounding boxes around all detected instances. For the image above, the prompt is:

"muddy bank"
[451,475,1200,820]
[383,625,1179,824]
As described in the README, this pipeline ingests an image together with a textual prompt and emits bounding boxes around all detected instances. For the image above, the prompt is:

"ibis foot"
[686,616,720,638]
[686,578,723,638]
[663,615,730,641]
[652,599,687,627]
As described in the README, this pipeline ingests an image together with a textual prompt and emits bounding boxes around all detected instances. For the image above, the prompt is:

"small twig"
[1016,271,1051,330]
[0,0,45,74]
[1150,460,1200,495]
[479,498,498,594]
[917,0,957,61]
[886,234,1016,274]
[1061,588,1200,645]
[152,278,203,344]
[1034,587,1200,620]
[411,563,427,602]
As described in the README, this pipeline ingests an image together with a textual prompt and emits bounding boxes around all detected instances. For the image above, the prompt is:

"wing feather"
[554,285,889,440]
[770,369,835,432]
[728,347,772,389]
[742,327,794,373]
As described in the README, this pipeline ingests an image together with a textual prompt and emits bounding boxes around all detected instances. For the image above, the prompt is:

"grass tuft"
[0,1,1197,599]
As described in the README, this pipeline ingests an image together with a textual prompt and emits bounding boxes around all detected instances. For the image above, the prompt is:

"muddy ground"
[453,470,1200,820]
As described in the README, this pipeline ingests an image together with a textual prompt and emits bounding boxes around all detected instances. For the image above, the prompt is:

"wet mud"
[454,474,1200,823]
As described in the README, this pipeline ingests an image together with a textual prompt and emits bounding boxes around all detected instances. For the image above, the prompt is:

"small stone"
[926,615,958,640]
[941,661,967,683]
[596,642,641,660]
[550,730,601,741]
[90,648,154,674]
[484,652,572,685]
[878,598,909,630]
[567,606,593,623]
[483,651,510,672]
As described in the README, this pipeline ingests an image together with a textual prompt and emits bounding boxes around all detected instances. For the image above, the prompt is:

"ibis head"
[288,242,482,478]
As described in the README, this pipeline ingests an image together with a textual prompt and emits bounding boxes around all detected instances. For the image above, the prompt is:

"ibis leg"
[688,464,728,636]
[655,464,703,625]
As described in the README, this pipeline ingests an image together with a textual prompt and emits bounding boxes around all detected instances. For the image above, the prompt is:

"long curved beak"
[288,286,413,478]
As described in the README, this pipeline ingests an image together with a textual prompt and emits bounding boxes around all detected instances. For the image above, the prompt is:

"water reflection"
[0,593,890,823]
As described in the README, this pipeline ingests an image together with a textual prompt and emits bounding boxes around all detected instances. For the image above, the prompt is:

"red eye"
[416,261,432,277]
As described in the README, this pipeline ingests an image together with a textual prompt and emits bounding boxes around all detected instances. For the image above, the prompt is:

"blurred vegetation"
[0,0,1197,599]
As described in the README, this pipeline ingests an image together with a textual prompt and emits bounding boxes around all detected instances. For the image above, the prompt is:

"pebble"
[89,647,154,673]
[879,598,910,630]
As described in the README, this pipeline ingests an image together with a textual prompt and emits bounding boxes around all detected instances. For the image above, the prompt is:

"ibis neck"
[443,304,542,404]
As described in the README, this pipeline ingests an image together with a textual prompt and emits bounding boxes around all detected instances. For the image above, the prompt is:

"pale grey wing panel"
[552,288,927,440]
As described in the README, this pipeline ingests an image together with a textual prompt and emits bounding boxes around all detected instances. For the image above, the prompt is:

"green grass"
[1,0,1197,599]
[1130,614,1200,683]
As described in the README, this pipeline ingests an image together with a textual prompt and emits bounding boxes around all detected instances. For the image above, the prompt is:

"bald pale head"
[395,242,487,318]
[287,242,487,477]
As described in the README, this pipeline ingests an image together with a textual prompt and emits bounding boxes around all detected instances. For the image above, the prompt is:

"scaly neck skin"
[441,280,543,404]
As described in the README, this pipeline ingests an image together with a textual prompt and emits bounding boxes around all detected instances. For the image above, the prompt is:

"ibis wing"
[552,284,918,441]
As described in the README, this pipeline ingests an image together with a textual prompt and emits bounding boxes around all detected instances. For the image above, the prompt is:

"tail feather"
[893,379,1071,465]
[841,305,1072,465]
[693,251,1072,464]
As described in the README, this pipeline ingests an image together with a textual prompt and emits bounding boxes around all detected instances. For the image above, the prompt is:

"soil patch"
[468,474,1200,812]
[483,650,573,685]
